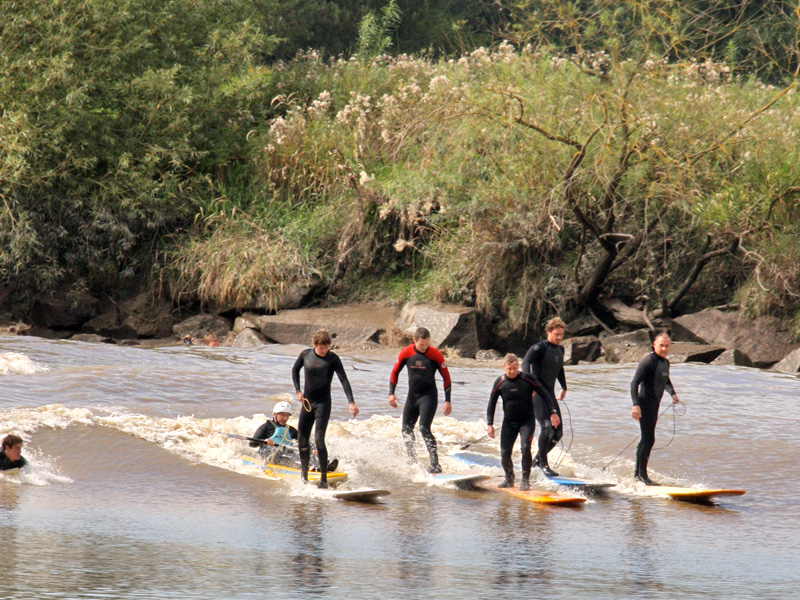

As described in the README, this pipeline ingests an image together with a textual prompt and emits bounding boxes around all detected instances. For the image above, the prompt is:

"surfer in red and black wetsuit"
[487,354,557,491]
[630,332,680,485]
[292,329,359,488]
[388,327,452,473]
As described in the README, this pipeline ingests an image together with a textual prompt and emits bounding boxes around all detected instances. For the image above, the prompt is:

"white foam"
[0,352,47,375]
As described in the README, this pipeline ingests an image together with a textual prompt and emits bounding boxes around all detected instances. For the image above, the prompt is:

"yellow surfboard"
[653,486,746,502]
[240,455,349,484]
[479,478,587,506]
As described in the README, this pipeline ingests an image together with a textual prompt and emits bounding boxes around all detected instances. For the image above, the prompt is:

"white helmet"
[273,401,292,415]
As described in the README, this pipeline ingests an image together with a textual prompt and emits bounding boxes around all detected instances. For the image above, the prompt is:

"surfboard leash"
[552,398,574,469]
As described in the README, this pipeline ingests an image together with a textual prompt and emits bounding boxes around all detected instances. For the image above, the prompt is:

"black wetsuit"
[522,340,566,466]
[389,344,452,470]
[631,351,676,477]
[0,451,27,471]
[250,419,300,465]
[487,372,552,482]
[292,349,354,481]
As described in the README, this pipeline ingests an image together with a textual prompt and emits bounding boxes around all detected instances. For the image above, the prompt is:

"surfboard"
[650,486,746,502]
[451,451,614,491]
[240,455,349,484]
[478,478,586,506]
[432,472,491,488]
[319,488,391,502]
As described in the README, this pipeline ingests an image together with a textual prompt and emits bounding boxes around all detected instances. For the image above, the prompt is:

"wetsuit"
[487,372,553,484]
[292,349,354,482]
[631,351,676,479]
[0,451,27,471]
[389,344,452,471]
[250,419,300,466]
[522,340,566,467]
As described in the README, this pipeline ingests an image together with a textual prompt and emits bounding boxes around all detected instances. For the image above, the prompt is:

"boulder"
[667,342,726,364]
[230,328,268,349]
[673,310,800,368]
[475,349,503,361]
[83,293,175,339]
[258,304,399,348]
[565,314,604,337]
[711,348,755,367]
[173,314,232,340]
[397,303,480,358]
[599,298,650,329]
[562,336,602,365]
[233,312,268,334]
[70,333,114,344]
[600,329,653,364]
[772,347,800,374]
[31,287,100,329]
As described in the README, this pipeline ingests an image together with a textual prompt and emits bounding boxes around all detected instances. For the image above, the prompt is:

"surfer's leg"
[418,394,440,473]
[297,406,315,481]
[548,403,564,452]
[533,395,555,473]
[519,419,535,491]
[499,420,519,487]
[313,400,332,488]
[635,403,659,484]
[401,396,420,462]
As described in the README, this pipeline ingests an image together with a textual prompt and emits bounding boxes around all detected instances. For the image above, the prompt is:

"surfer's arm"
[291,353,304,393]
[333,355,355,404]
[250,422,275,447]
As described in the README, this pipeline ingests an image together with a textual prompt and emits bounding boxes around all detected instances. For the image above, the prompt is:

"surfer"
[487,354,557,490]
[630,332,681,485]
[250,401,338,472]
[292,329,358,488]
[521,317,567,476]
[388,327,452,474]
[0,434,28,471]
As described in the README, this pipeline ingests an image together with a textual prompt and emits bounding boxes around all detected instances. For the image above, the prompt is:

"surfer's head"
[502,353,519,378]
[312,329,332,356]
[413,327,431,353]
[653,332,671,358]
[273,401,292,426]
[545,317,566,345]
[2,434,23,461]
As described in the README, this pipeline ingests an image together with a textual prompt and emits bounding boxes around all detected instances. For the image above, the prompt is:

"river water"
[1,336,798,599]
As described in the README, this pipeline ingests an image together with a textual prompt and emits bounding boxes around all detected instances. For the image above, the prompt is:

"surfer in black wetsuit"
[487,354,557,491]
[250,401,338,472]
[630,332,680,486]
[388,327,452,474]
[292,330,359,488]
[0,434,28,471]
[521,317,567,476]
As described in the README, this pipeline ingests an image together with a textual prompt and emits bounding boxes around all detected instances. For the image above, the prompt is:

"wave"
[0,352,47,375]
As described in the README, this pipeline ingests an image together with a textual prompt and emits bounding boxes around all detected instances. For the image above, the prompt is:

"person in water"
[521,317,567,476]
[250,401,338,472]
[292,329,358,488]
[388,327,452,474]
[487,354,557,490]
[0,434,28,471]
[630,332,681,485]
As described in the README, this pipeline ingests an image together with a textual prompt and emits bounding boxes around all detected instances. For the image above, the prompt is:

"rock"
[711,348,755,367]
[230,328,268,349]
[23,327,74,340]
[565,314,603,337]
[562,336,602,365]
[600,329,653,364]
[599,298,650,328]
[173,314,232,340]
[233,312,268,334]
[70,333,114,344]
[397,302,480,358]
[772,347,800,374]
[475,349,503,361]
[257,304,399,348]
[673,310,800,368]
[31,287,100,329]
[83,293,175,339]
[667,342,726,364]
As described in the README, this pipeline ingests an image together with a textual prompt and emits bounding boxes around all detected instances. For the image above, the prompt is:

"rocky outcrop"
[70,333,114,344]
[772,347,800,374]
[672,310,800,367]
[173,314,232,341]
[397,303,480,358]
[565,315,603,337]
[475,349,502,361]
[711,348,755,367]
[562,335,602,365]
[233,312,268,334]
[254,304,399,348]
[83,293,175,339]
[667,342,726,364]
[599,298,650,329]
[600,330,652,364]
[31,288,100,329]
[230,328,268,349]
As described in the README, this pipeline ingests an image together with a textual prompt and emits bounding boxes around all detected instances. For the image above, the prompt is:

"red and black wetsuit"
[292,348,354,481]
[487,372,552,482]
[630,351,676,477]
[389,344,451,470]
[522,340,566,467]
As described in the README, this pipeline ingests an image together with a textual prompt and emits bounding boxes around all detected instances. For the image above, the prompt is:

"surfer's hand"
[672,394,680,404]
[632,405,642,420]
[550,414,561,428]
[267,440,275,447]
[558,390,566,402]
[349,403,359,418]
[296,391,303,403]
[388,394,398,408]
[442,401,452,416]
[487,425,495,439]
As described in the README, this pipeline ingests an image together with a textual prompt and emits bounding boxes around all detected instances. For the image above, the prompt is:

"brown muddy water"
[1,336,798,599]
